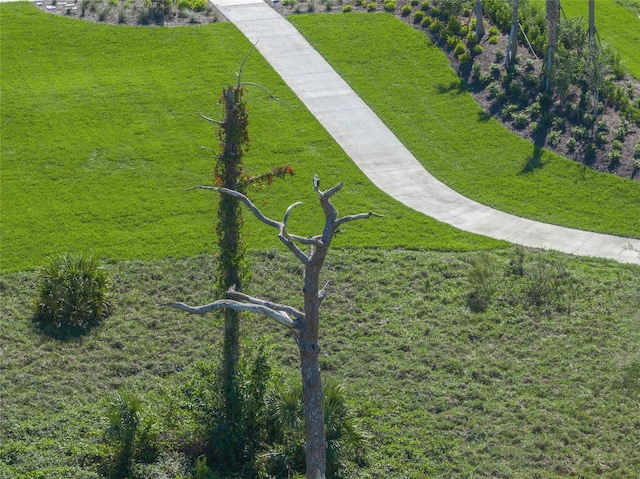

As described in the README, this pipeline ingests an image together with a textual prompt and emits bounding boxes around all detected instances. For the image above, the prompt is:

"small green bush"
[366,2,376,11]
[487,81,502,98]
[420,0,429,10]
[634,140,640,158]
[34,254,111,330]
[566,137,577,152]
[472,44,484,55]
[551,116,565,131]
[488,26,499,36]
[513,111,529,130]
[526,101,541,119]
[453,41,466,56]
[413,10,425,23]
[609,149,622,164]
[615,121,629,141]
[571,125,586,140]
[384,0,397,12]
[501,103,518,121]
[421,15,432,27]
[401,4,412,16]
[489,62,502,79]
[178,0,207,11]
[489,34,499,44]
[547,129,561,147]
[429,19,443,32]
[342,3,352,11]
[458,51,472,64]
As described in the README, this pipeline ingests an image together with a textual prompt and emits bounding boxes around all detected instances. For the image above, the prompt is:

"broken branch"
[166,299,298,329]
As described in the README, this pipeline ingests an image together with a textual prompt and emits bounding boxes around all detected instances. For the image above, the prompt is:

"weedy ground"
[1,248,640,477]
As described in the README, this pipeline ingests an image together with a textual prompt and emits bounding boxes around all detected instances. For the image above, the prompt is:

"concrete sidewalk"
[213,0,640,264]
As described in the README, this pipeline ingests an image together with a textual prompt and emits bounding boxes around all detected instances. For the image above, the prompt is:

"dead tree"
[168,179,380,479]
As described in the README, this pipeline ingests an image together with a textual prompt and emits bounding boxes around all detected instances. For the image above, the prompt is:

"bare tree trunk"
[475,0,485,42]
[588,0,596,44]
[508,0,519,65]
[300,250,327,478]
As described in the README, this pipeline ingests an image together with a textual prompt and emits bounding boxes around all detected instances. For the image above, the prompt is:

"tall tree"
[169,179,380,479]
[199,50,293,468]
[545,0,560,90]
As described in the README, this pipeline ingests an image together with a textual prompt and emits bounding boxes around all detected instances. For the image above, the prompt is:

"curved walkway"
[212,0,640,265]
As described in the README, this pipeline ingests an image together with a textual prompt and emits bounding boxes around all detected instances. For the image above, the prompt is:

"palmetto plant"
[104,390,158,477]
[265,379,367,478]
[105,391,141,476]
[34,254,111,330]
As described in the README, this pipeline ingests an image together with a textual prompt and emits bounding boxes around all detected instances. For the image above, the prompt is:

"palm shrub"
[104,390,158,478]
[34,254,111,330]
[265,379,367,478]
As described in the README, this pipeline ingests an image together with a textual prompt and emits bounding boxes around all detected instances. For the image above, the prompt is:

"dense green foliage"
[545,0,640,80]
[34,254,111,330]
[0,4,499,273]
[288,13,640,238]
[1,249,639,476]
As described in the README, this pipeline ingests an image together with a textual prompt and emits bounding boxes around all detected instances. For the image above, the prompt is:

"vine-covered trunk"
[300,251,327,479]
[216,85,249,434]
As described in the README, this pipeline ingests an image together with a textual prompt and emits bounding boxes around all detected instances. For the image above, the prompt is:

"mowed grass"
[1,249,639,476]
[0,4,502,273]
[289,13,640,239]
[555,0,640,79]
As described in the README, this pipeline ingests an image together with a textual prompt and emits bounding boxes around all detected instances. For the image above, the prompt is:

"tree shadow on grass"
[520,129,548,175]
[32,314,100,341]
[436,78,468,95]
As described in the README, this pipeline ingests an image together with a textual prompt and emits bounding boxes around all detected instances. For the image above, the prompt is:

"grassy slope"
[0,4,498,273]
[288,13,640,240]
[1,250,639,477]
[560,0,640,79]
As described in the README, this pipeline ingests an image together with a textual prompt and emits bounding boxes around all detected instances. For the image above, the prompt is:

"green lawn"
[289,13,640,239]
[0,3,499,273]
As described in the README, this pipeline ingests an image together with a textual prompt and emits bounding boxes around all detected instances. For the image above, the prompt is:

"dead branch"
[166,299,298,329]
[236,42,259,87]
[226,287,305,322]
[199,113,224,126]
[335,212,384,229]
